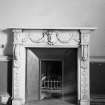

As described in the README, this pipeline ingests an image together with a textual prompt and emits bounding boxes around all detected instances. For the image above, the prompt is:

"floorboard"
[25,99,76,105]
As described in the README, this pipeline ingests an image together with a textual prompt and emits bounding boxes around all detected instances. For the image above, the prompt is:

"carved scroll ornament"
[13,44,26,105]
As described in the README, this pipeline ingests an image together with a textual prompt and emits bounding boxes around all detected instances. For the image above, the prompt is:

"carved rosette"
[80,30,90,105]
[12,30,26,105]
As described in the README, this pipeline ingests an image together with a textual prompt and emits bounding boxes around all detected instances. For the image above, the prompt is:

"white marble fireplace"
[12,27,95,105]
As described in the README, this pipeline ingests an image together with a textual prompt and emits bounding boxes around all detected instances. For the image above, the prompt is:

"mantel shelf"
[12,27,97,30]
[0,27,97,31]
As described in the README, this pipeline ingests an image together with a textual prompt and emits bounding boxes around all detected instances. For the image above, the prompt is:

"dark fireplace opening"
[40,60,63,100]
[26,48,77,104]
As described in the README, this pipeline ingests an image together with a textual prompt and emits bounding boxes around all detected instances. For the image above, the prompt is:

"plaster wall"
[0,0,105,56]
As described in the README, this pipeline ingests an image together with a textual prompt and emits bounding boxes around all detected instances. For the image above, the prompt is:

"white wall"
[0,0,105,56]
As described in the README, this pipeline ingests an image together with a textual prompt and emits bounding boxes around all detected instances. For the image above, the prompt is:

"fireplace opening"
[26,48,77,104]
[40,60,63,100]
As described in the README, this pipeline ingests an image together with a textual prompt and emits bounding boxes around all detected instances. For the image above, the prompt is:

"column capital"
[80,30,90,46]
[80,29,95,34]
[13,29,25,45]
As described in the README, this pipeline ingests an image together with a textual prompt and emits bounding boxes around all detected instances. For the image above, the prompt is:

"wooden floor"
[25,100,105,105]
[25,99,76,105]
[25,94,105,105]
[26,100,105,105]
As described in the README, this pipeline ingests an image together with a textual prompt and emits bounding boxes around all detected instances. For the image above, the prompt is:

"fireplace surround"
[12,27,95,105]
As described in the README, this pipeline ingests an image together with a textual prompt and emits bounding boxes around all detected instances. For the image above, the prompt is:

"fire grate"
[40,60,63,99]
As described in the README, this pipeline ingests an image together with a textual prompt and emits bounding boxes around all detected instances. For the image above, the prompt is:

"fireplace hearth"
[12,28,95,105]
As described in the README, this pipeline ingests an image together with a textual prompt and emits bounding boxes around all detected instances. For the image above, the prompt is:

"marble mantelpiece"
[12,27,96,105]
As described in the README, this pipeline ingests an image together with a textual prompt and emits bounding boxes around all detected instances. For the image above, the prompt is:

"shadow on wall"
[7,61,12,97]
[2,29,13,56]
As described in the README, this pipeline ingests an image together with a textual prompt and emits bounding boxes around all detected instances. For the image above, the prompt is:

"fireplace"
[26,48,77,104]
[12,28,95,105]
